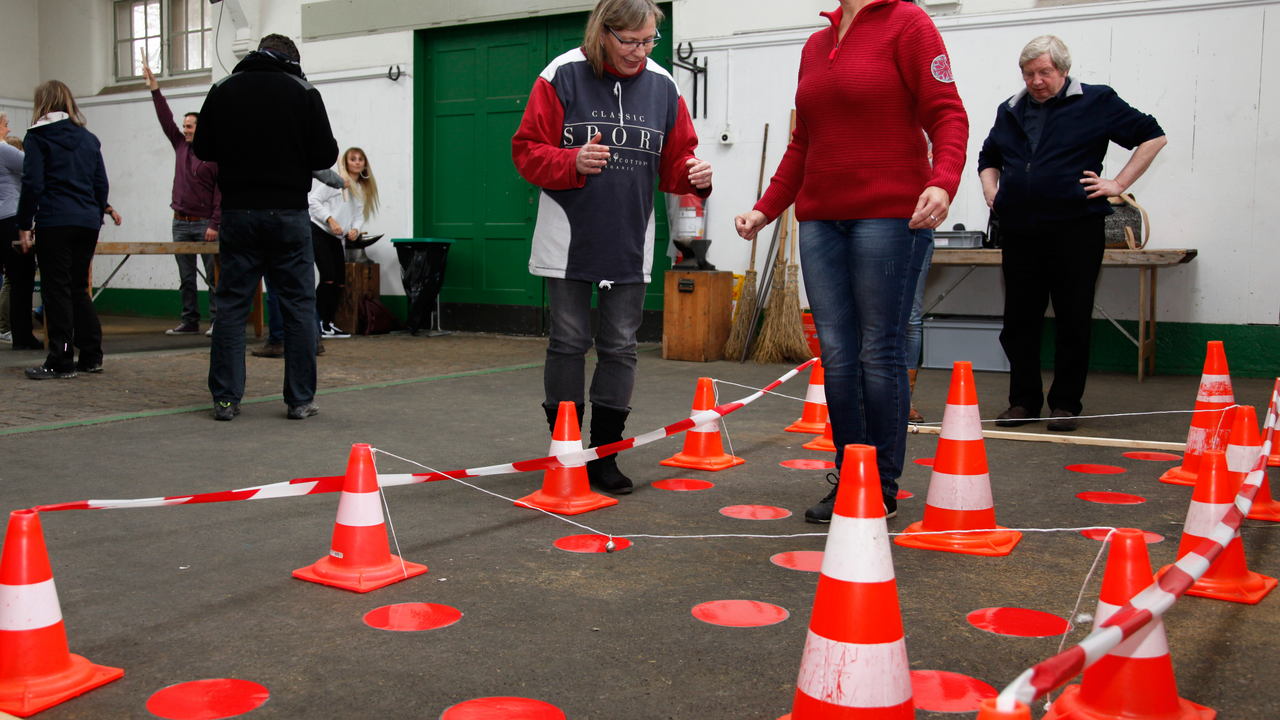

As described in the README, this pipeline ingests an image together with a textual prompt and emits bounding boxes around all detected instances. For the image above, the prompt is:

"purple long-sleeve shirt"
[152,89,221,231]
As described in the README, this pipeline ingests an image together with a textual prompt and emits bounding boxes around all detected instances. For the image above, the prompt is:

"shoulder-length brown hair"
[32,81,86,127]
[581,0,664,78]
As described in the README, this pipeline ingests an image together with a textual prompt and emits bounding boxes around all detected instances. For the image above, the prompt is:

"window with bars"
[113,0,213,81]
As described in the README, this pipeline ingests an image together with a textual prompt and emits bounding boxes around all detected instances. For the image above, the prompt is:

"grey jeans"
[543,278,646,414]
[173,218,217,325]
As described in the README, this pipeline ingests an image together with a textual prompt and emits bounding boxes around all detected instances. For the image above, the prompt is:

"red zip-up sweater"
[755,2,968,223]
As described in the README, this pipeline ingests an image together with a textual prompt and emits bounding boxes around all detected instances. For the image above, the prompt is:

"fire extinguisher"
[674,194,706,240]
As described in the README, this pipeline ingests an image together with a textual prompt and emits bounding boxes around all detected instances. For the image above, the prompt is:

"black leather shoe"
[1046,409,1078,432]
[75,363,103,374]
[805,474,840,523]
[287,402,320,420]
[884,493,898,519]
[25,366,75,380]
[995,406,1040,427]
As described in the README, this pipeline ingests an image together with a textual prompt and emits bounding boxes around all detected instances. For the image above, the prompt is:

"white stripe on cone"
[1094,600,1169,658]
[1184,500,1238,539]
[1196,375,1233,403]
[334,490,385,527]
[939,404,983,441]
[1185,426,1228,454]
[549,439,585,466]
[821,516,894,584]
[805,384,827,404]
[925,472,994,511]
[796,631,912,708]
[0,578,63,631]
[1227,443,1259,473]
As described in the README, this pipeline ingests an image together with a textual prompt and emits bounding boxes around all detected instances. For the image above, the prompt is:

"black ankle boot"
[586,405,633,495]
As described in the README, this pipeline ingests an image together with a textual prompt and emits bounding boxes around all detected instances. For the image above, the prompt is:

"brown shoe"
[317,342,326,356]
[909,404,924,423]
[251,342,284,358]
[1046,409,1078,432]
[995,406,1039,427]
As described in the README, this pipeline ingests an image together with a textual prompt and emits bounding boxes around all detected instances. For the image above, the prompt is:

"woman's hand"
[108,208,122,226]
[575,133,611,176]
[686,158,712,189]
[909,186,950,230]
[327,217,343,236]
[347,228,359,241]
[18,229,33,253]
[734,210,769,241]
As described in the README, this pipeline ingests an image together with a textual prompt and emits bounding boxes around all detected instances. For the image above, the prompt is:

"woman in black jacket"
[16,80,109,379]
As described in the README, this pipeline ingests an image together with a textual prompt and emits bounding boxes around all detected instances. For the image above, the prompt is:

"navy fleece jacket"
[16,119,109,231]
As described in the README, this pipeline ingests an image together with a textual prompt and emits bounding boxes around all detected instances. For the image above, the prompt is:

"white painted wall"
[0,0,41,102]
[675,0,1280,327]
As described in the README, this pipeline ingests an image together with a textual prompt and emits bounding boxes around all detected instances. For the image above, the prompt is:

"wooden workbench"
[930,248,1198,382]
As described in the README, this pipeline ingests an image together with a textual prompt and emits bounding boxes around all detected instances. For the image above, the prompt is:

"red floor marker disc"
[146,679,270,720]
[720,505,792,520]
[1077,491,1146,505]
[911,670,998,713]
[553,534,632,553]
[967,607,1071,637]
[1066,464,1127,474]
[914,457,935,466]
[1123,451,1182,462]
[780,459,836,470]
[364,603,462,632]
[1081,528,1163,544]
[691,600,790,627]
[440,697,566,720]
[770,551,823,572]
[896,489,914,500]
[652,478,715,491]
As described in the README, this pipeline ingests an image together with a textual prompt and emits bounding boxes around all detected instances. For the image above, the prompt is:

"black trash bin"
[392,238,454,336]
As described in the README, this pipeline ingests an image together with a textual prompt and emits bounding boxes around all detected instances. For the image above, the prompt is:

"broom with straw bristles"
[723,123,770,361]
[753,206,813,364]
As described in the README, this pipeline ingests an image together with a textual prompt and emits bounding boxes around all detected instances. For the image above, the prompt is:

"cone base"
[0,654,123,718]
[784,689,915,719]
[660,453,746,472]
[515,489,618,516]
[785,420,826,434]
[293,555,428,593]
[1045,683,1215,720]
[1157,564,1276,605]
[1159,466,1197,486]
[1246,500,1280,522]
[801,438,836,453]
[894,521,1022,557]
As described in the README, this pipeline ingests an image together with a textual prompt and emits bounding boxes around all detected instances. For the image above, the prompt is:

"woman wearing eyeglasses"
[734,0,969,523]
[513,0,712,495]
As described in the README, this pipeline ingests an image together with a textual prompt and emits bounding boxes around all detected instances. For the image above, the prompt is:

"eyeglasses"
[606,26,661,50]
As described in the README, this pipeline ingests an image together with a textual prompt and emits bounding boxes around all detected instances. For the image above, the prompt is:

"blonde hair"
[342,147,379,222]
[32,80,86,127]
[581,0,664,78]
[5,136,23,151]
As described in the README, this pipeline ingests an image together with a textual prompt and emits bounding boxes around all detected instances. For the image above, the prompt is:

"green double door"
[414,8,673,334]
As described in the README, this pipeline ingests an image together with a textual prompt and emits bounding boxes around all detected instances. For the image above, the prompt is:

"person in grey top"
[0,113,42,349]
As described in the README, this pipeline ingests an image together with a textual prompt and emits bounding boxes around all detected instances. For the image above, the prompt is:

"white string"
[711,381,737,460]
[1036,526,1115,711]
[372,453,409,579]
[713,379,812,405]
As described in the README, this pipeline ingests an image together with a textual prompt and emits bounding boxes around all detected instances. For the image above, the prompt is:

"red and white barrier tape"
[31,360,817,513]
[996,378,1280,711]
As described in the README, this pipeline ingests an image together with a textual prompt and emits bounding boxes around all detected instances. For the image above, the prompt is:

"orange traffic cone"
[0,509,123,717]
[516,401,618,515]
[1224,406,1280,522]
[895,361,1022,556]
[780,445,913,720]
[661,378,745,471]
[1266,378,1280,468]
[1160,342,1235,486]
[786,360,828,434]
[294,443,429,592]
[977,698,1032,720]
[802,419,836,453]
[1157,450,1276,604]
[1045,528,1214,720]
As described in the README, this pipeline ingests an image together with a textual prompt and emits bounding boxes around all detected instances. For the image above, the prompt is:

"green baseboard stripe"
[93,288,413,325]
[1043,319,1280,378]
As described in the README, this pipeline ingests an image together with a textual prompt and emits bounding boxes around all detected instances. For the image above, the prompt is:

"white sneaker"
[323,322,351,339]
[0,331,11,343]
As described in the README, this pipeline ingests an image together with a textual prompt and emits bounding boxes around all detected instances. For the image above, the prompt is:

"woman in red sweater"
[735,0,968,523]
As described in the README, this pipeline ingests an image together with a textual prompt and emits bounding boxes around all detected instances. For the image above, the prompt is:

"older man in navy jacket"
[977,35,1166,432]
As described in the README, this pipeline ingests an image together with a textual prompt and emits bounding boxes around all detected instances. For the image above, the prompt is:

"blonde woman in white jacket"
[307,147,378,337]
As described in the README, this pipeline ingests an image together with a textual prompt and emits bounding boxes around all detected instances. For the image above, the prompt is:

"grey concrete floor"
[1,345,1277,719]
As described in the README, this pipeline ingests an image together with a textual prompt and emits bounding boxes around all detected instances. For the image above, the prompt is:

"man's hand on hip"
[205,227,218,241]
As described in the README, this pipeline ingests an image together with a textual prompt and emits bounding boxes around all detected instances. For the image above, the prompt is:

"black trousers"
[998,216,1105,416]
[33,225,103,372]
[310,225,345,325]
[0,217,39,347]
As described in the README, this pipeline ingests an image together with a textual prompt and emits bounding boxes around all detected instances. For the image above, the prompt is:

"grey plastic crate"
[933,230,986,248]
[922,316,1009,372]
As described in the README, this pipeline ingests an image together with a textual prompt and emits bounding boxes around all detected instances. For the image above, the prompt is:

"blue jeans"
[543,278,646,414]
[172,219,217,326]
[905,238,935,370]
[799,219,931,496]
[209,209,317,406]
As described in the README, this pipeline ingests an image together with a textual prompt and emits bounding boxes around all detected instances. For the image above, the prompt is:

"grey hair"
[1019,35,1071,74]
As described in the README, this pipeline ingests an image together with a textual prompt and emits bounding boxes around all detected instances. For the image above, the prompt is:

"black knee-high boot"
[586,405,632,495]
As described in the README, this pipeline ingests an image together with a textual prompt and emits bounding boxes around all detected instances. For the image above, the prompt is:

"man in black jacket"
[194,34,338,421]
[977,35,1166,432]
